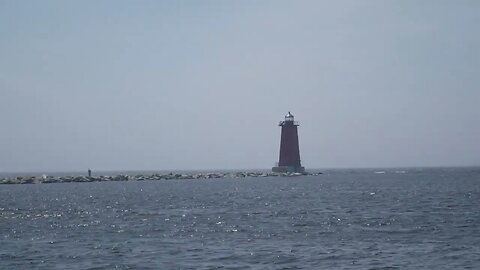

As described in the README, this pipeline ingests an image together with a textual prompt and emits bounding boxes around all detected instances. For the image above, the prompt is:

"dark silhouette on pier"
[272,112,305,173]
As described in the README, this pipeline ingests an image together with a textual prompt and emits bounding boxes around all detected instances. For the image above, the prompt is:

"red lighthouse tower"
[272,112,305,173]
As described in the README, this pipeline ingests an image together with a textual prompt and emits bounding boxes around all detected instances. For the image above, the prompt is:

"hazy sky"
[1,0,479,172]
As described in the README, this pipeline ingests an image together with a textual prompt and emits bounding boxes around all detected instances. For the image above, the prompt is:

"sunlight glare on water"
[1,168,479,269]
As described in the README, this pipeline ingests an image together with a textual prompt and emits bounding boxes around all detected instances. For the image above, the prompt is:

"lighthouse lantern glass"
[285,112,294,122]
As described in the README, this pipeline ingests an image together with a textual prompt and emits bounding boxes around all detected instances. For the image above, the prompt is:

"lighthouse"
[272,112,305,173]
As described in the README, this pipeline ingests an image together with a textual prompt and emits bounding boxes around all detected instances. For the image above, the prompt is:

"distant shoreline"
[2,166,479,185]
[0,171,321,185]
[1,165,477,177]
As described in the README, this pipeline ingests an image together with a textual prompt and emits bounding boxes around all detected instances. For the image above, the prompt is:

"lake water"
[1,168,479,269]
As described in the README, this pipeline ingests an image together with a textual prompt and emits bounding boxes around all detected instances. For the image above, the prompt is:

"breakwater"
[0,171,321,184]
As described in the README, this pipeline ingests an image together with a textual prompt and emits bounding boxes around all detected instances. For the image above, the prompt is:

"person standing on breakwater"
[88,169,92,177]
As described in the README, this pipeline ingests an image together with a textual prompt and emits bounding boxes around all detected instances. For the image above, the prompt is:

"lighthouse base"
[272,166,305,173]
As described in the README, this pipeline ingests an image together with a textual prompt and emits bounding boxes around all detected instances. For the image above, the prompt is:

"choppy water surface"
[1,168,479,269]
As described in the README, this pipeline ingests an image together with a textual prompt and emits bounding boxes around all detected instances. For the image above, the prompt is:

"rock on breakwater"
[0,171,322,185]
